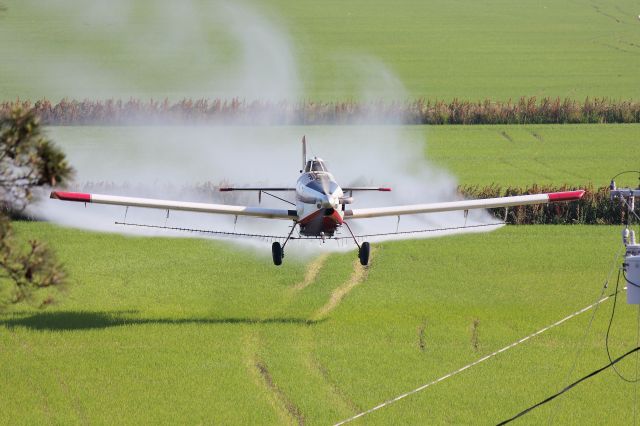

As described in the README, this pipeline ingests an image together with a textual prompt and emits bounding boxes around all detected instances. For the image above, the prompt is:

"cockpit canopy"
[304,158,329,173]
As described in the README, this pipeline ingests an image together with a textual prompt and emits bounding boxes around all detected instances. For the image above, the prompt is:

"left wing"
[344,190,584,219]
[50,191,296,220]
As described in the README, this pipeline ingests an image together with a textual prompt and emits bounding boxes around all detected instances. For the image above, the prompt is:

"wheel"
[359,242,370,266]
[272,242,283,266]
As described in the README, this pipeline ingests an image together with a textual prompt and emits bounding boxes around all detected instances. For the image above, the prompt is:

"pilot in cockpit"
[304,157,329,173]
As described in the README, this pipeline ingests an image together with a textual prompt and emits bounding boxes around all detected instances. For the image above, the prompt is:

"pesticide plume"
[12,1,499,255]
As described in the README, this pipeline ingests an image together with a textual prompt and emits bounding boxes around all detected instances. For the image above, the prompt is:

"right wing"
[50,191,296,220]
[345,190,584,219]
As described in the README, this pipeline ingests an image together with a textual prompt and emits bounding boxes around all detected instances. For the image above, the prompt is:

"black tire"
[272,242,283,266]
[359,242,370,266]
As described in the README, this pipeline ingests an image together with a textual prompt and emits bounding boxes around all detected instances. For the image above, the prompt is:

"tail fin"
[301,135,307,172]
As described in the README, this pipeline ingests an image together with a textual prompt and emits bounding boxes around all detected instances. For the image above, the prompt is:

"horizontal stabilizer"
[342,187,392,192]
[219,187,295,192]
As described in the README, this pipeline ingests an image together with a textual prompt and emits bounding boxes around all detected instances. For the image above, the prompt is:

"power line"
[547,246,624,424]
[497,346,640,425]
[333,292,619,426]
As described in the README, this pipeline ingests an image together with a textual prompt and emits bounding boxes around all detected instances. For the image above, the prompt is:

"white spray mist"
[18,0,500,258]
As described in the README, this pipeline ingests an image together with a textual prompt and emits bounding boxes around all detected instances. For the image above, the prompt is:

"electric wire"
[635,305,640,426]
[605,269,640,383]
[547,245,624,425]
[332,292,619,426]
[623,198,640,225]
[605,192,640,383]
[496,346,640,425]
[626,270,640,288]
[610,170,640,182]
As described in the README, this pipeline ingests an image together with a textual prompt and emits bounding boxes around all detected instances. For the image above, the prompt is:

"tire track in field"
[310,249,376,321]
[255,358,305,425]
[292,253,330,292]
[307,354,362,414]
[270,253,330,318]
[237,254,330,423]
[243,332,305,425]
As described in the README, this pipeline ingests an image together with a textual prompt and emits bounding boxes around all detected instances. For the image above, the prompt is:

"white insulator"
[632,230,637,246]
[627,255,640,304]
[623,228,630,245]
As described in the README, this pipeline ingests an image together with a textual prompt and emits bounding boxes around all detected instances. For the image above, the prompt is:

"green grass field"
[424,123,640,186]
[1,0,640,100]
[1,223,638,424]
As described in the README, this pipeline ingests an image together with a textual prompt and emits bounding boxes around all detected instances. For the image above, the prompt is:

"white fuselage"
[295,170,345,237]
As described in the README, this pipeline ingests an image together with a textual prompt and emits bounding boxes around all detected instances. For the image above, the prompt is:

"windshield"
[305,173,338,194]
[304,159,328,172]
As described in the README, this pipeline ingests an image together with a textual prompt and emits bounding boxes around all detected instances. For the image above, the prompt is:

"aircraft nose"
[319,193,335,209]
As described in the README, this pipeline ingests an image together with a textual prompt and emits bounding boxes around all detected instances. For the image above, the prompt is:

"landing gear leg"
[344,221,371,266]
[272,222,298,266]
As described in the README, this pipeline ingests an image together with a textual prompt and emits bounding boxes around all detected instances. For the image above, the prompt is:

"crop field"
[1,223,639,425]
[1,0,640,100]
[423,124,640,186]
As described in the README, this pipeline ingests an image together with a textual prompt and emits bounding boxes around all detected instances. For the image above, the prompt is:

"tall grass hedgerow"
[1,97,639,125]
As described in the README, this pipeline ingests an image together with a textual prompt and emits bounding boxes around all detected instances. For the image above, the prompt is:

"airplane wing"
[50,191,296,220]
[344,190,584,219]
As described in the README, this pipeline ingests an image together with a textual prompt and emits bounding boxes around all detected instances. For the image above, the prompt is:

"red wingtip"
[50,191,91,202]
[548,190,585,202]
[379,187,392,192]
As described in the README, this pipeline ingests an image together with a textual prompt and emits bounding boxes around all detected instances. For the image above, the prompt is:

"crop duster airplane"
[50,137,584,266]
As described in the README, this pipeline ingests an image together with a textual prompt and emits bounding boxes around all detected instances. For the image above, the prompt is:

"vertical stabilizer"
[301,135,307,172]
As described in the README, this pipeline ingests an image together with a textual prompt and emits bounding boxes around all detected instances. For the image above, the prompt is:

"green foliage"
[0,107,71,309]
[0,107,73,210]
[0,216,64,308]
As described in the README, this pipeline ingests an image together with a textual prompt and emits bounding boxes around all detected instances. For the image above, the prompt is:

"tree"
[1,107,72,210]
[0,108,73,308]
